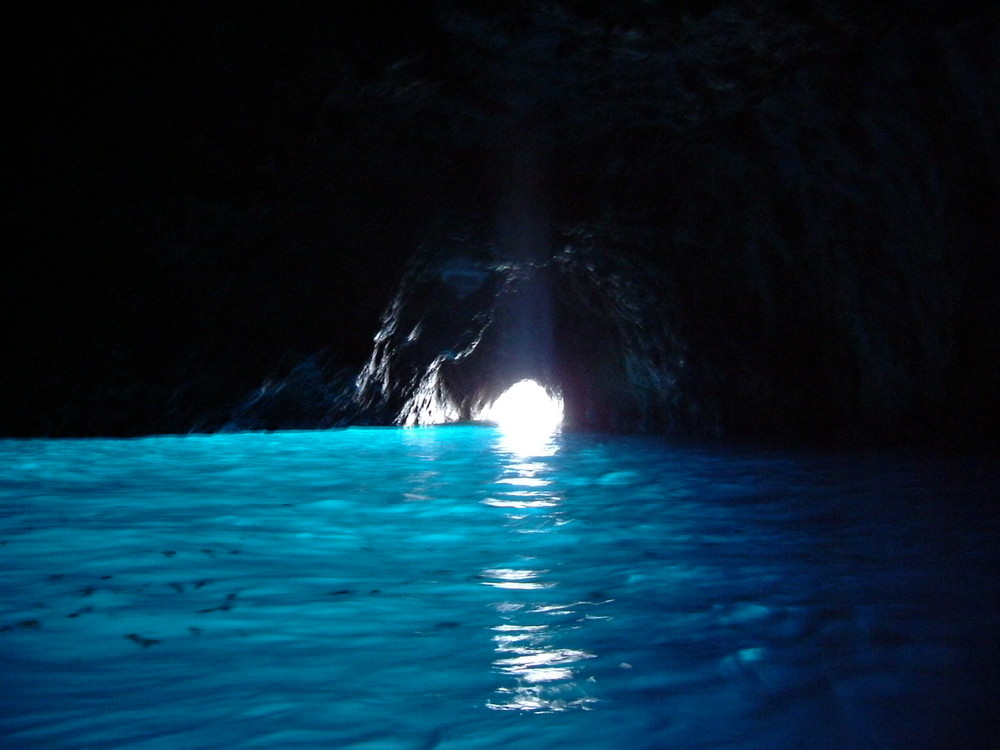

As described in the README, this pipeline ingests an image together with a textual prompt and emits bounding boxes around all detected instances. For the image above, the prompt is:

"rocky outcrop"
[354,236,691,433]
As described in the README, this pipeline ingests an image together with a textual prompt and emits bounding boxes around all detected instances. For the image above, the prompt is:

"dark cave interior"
[6,1,999,447]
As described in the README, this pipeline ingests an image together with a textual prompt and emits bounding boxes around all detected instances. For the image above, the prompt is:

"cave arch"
[354,238,689,433]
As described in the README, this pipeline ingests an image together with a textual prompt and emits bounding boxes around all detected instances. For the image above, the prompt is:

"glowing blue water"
[1,427,997,749]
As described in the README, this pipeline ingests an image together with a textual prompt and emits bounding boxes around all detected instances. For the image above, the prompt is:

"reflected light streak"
[495,648,596,672]
[496,476,551,487]
[487,688,597,712]
[495,429,559,458]
[483,581,554,590]
[483,401,599,714]
[483,497,559,508]
[483,568,548,580]
[481,567,554,590]
[488,615,599,712]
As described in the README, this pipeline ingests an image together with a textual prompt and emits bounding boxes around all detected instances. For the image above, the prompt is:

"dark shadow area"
[5,1,998,447]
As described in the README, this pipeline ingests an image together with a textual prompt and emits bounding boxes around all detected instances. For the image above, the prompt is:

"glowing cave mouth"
[478,379,564,432]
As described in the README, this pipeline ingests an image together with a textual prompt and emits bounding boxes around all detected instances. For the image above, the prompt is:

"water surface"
[1,427,997,749]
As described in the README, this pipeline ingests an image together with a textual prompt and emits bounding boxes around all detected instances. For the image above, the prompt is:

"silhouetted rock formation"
[354,237,689,433]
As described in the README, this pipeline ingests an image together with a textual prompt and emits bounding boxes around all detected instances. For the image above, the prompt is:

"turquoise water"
[1,426,997,749]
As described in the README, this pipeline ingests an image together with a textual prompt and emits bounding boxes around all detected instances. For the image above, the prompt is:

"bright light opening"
[479,379,563,432]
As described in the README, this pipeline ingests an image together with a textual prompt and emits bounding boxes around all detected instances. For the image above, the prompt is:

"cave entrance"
[476,379,563,432]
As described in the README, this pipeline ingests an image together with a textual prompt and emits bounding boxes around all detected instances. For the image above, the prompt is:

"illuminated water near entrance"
[0,428,997,749]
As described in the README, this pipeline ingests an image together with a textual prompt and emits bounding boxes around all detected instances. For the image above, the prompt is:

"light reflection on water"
[484,425,600,713]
